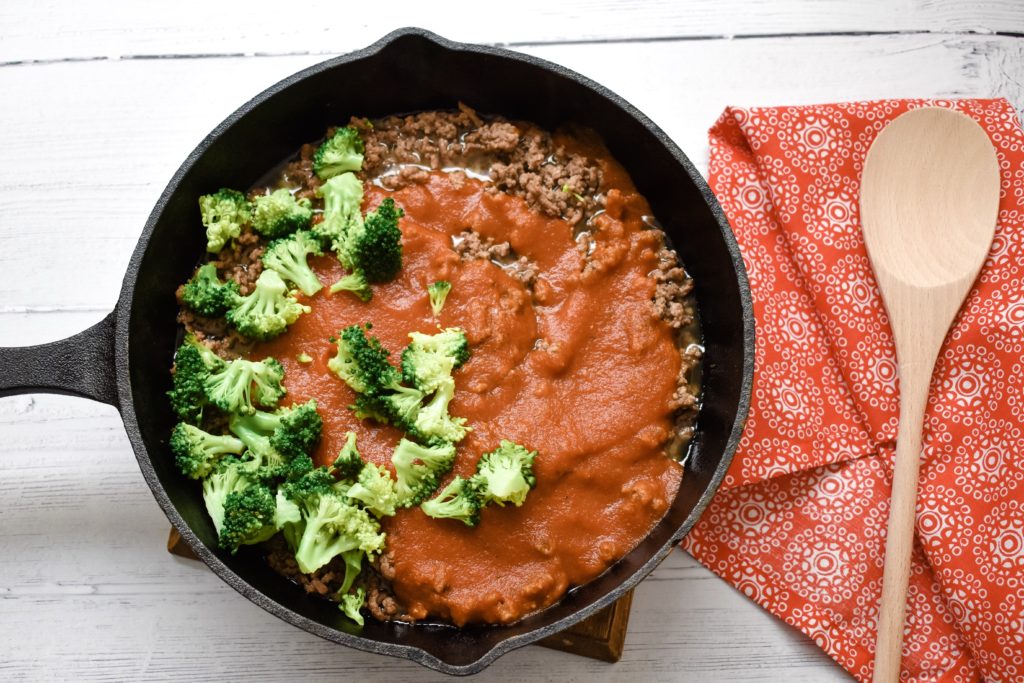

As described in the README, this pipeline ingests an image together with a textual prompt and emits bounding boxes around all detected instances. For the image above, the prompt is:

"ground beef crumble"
[354,106,603,227]
[452,229,538,286]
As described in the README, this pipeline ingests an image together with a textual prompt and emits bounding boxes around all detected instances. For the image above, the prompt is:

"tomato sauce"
[252,159,683,625]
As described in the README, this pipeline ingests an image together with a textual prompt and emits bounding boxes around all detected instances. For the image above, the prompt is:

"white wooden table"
[2,2,1022,680]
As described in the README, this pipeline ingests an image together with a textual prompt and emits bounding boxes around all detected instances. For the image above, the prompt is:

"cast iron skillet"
[0,28,754,675]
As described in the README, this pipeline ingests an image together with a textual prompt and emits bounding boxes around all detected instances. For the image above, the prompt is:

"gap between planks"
[3,28,1024,69]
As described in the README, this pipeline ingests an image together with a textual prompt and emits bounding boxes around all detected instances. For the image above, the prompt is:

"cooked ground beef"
[354,106,603,226]
[175,228,264,358]
[279,143,322,201]
[452,229,537,286]
[652,246,696,329]
[265,536,352,597]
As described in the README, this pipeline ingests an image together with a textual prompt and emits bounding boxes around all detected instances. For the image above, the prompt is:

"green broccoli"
[167,335,224,424]
[476,440,538,507]
[170,422,244,479]
[328,324,401,396]
[201,457,257,534]
[286,453,315,482]
[347,463,399,518]
[219,483,277,553]
[339,587,366,626]
[281,465,336,505]
[378,384,425,431]
[400,328,470,392]
[329,198,404,300]
[338,549,364,595]
[274,489,304,551]
[313,172,363,254]
[180,263,240,317]
[328,270,371,302]
[263,230,323,297]
[229,399,322,461]
[331,431,364,480]
[420,475,485,527]
[293,492,385,573]
[313,127,365,179]
[391,437,456,507]
[226,269,310,340]
[327,324,426,431]
[251,188,313,238]
[200,188,250,253]
[328,324,470,443]
[427,281,452,316]
[410,377,469,445]
[205,356,286,416]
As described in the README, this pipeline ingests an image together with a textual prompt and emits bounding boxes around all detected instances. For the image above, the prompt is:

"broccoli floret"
[327,324,432,432]
[274,489,304,552]
[427,281,451,316]
[199,188,250,253]
[227,269,310,341]
[347,198,404,283]
[219,483,277,553]
[328,270,371,302]
[329,325,469,442]
[201,457,256,534]
[230,400,321,461]
[263,230,323,296]
[180,263,240,317]
[378,384,425,430]
[328,198,404,301]
[286,453,315,481]
[338,549,364,595]
[420,475,485,527]
[313,127,365,180]
[348,463,399,518]
[339,586,366,627]
[391,438,456,507]
[167,335,224,424]
[293,492,384,573]
[170,422,244,479]
[411,377,469,445]
[313,173,363,255]
[476,440,538,507]
[331,431,364,480]
[282,465,336,502]
[297,352,313,364]
[251,188,313,238]
[205,356,286,416]
[327,324,402,396]
[400,328,470,392]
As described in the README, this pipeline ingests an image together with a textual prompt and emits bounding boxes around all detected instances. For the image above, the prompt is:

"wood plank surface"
[3,2,1024,680]
[1,0,1022,64]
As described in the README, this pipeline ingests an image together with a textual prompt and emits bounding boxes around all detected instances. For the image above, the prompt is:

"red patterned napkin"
[682,99,1024,682]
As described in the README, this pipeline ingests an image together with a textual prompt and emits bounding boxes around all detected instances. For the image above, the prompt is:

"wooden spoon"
[860,107,1000,683]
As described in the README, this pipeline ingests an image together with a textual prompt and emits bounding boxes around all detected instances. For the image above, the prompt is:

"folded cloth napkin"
[682,99,1024,682]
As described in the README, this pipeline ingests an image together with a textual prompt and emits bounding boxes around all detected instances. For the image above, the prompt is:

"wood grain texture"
[2,2,1023,679]
[860,109,1000,682]
[1,0,1023,64]
[537,590,634,662]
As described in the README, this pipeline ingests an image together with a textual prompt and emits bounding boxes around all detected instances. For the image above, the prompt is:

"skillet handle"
[0,312,119,407]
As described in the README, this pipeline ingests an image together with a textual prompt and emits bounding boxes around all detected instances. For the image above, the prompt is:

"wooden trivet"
[167,527,632,662]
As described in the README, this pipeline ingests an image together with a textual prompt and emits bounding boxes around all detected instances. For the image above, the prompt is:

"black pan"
[0,28,754,675]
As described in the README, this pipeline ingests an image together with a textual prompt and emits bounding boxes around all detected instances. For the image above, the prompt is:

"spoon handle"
[873,359,933,683]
